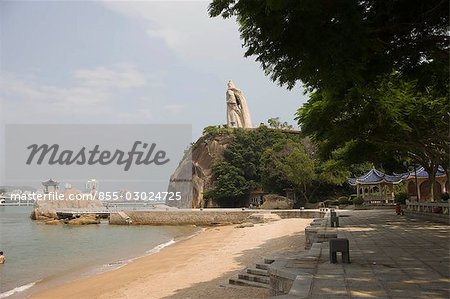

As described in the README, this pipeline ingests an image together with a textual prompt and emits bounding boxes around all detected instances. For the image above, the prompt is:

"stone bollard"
[329,238,350,264]
[331,215,339,227]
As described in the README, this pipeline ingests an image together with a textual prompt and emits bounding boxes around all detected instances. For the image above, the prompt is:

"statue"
[226,80,252,128]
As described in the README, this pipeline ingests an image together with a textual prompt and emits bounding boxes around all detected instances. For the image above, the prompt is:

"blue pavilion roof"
[397,165,446,179]
[348,168,403,186]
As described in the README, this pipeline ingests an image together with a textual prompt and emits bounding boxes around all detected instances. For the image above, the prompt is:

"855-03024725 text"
[95,191,181,201]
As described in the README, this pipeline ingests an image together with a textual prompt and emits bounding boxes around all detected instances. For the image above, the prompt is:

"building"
[85,179,98,193]
[349,166,449,203]
[42,179,59,194]
[399,166,448,201]
[348,168,403,204]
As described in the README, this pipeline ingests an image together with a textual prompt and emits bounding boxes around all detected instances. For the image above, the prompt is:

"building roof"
[348,168,403,186]
[42,178,59,186]
[398,165,447,180]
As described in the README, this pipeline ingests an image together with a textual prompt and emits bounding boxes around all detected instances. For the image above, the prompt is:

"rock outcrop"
[246,213,282,223]
[31,188,103,221]
[65,214,100,225]
[167,133,233,208]
[260,194,294,210]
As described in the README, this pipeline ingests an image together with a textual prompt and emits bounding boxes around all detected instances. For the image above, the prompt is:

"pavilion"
[42,178,59,194]
[348,168,403,204]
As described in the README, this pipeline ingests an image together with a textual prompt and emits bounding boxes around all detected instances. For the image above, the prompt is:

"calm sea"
[0,206,199,298]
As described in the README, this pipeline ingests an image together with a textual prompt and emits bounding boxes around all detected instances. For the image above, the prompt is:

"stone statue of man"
[226,80,252,128]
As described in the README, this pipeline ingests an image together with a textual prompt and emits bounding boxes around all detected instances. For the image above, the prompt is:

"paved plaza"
[274,210,450,299]
[309,210,450,298]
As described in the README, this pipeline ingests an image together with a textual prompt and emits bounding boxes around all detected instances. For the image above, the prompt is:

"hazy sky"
[0,1,308,185]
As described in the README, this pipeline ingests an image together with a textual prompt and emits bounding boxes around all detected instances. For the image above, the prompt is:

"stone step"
[247,268,269,276]
[264,258,275,264]
[255,263,269,270]
[238,273,270,284]
[229,277,270,289]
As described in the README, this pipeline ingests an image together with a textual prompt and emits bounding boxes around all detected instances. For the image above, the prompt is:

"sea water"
[0,206,199,298]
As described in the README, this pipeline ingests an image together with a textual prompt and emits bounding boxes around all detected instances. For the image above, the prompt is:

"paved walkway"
[310,210,450,298]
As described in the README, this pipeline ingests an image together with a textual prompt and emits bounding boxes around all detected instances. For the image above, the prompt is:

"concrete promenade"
[273,209,450,298]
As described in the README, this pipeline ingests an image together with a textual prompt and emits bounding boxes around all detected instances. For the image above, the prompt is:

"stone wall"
[109,209,323,225]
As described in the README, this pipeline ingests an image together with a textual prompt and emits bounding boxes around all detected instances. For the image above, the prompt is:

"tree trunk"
[423,164,439,201]
[443,166,449,193]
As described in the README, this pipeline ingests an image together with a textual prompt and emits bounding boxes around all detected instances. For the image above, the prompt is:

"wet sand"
[30,218,311,299]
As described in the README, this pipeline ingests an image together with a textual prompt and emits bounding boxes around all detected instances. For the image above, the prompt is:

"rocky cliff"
[167,133,233,208]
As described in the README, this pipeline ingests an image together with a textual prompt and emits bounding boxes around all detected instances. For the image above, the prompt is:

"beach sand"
[30,218,311,299]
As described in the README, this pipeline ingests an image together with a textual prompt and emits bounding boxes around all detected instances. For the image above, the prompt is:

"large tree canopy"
[209,0,449,91]
[210,0,449,199]
[297,73,449,199]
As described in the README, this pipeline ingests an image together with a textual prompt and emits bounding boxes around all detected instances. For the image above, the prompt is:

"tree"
[260,140,300,194]
[205,126,291,206]
[297,74,449,200]
[223,126,289,183]
[209,0,449,200]
[261,139,349,202]
[280,147,316,202]
[203,161,251,207]
[267,117,293,130]
[209,0,449,91]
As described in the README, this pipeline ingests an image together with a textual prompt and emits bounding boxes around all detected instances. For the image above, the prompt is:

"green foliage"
[297,73,449,199]
[209,0,448,91]
[282,147,315,188]
[338,196,350,205]
[394,192,409,205]
[349,194,358,201]
[393,181,406,195]
[209,0,448,200]
[308,197,318,204]
[223,127,287,183]
[331,200,340,206]
[203,161,252,206]
[298,75,448,161]
[202,125,230,136]
[260,140,294,194]
[441,192,449,202]
[261,138,348,203]
[352,196,364,206]
[205,127,288,205]
[317,159,351,185]
[205,126,349,206]
[267,117,293,130]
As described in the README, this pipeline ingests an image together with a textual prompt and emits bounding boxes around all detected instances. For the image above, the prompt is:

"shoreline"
[2,226,204,299]
[28,218,311,299]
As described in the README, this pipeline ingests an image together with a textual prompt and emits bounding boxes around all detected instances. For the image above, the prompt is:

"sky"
[0,1,308,185]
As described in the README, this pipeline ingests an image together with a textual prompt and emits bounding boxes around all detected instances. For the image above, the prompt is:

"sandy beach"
[30,218,311,299]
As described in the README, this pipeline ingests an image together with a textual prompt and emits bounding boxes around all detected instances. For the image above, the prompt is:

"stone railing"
[405,201,449,224]
[406,201,449,215]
